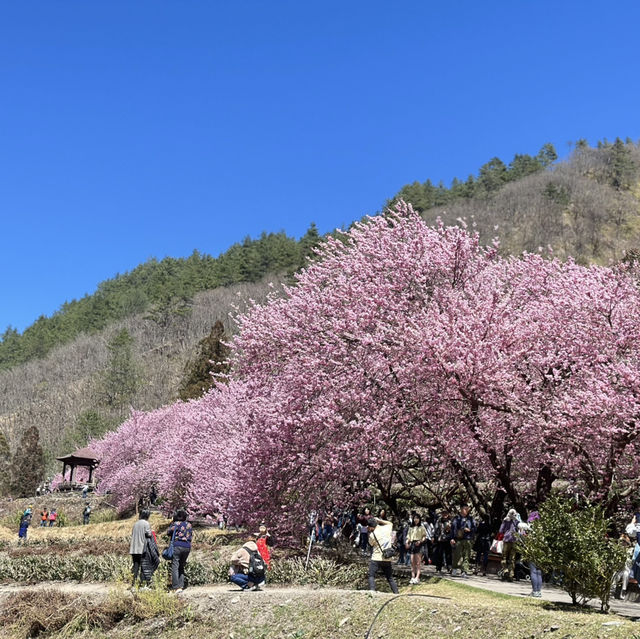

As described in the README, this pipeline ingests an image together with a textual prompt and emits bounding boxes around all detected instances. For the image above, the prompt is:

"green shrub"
[0,552,365,589]
[0,553,130,583]
[520,496,627,612]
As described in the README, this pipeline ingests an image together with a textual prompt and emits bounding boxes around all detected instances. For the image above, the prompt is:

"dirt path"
[0,581,392,604]
[2,570,639,619]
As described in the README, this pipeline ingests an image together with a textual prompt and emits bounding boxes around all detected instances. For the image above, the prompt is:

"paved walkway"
[414,565,640,619]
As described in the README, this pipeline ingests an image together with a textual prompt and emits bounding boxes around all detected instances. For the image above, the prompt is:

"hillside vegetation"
[0,226,321,372]
[0,280,276,478]
[391,138,640,263]
[2,138,640,485]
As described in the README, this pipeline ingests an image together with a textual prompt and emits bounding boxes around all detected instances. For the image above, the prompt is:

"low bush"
[520,496,627,612]
[269,557,365,588]
[0,553,130,583]
[0,552,365,589]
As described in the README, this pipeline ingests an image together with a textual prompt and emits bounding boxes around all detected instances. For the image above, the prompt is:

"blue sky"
[1,1,639,333]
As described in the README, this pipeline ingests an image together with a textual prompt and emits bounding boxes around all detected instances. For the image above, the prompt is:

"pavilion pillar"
[70,465,76,482]
[88,465,94,484]
[62,463,67,481]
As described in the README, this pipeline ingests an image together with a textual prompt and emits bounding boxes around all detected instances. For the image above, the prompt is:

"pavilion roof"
[56,447,101,465]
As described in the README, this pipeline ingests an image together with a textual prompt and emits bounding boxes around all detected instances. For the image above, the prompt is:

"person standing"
[18,509,32,545]
[256,523,274,570]
[522,510,543,597]
[422,515,435,566]
[434,510,452,574]
[40,508,49,527]
[367,516,399,594]
[167,509,193,592]
[130,509,158,589]
[358,507,372,555]
[396,512,410,566]
[406,513,427,584]
[48,509,57,527]
[83,503,92,525]
[450,505,476,578]
[499,509,520,581]
[474,516,492,576]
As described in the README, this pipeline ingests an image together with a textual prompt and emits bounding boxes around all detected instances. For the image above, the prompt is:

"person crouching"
[229,535,267,591]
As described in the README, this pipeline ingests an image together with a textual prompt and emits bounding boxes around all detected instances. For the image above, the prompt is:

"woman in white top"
[406,513,427,584]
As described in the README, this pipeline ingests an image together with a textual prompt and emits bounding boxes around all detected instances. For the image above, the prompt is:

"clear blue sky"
[2,1,639,333]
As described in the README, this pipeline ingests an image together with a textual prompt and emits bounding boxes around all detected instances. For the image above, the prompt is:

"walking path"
[420,565,640,618]
[2,566,639,619]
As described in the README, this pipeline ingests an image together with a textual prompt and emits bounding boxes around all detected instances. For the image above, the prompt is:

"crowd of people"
[311,504,547,597]
[16,495,640,602]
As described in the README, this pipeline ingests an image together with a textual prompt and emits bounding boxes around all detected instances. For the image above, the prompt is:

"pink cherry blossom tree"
[94,202,640,536]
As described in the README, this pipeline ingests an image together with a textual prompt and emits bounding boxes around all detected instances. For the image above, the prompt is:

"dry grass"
[1,581,636,639]
[0,587,195,638]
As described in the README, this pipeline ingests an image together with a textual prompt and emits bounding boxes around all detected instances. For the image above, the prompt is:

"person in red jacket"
[256,523,274,569]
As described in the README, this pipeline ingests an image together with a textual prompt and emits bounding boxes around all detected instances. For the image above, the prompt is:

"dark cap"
[367,517,377,528]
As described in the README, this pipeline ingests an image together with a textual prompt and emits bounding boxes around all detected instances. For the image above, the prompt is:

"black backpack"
[245,545,266,581]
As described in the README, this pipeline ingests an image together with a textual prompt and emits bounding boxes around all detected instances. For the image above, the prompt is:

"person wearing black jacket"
[433,511,452,574]
[450,505,476,578]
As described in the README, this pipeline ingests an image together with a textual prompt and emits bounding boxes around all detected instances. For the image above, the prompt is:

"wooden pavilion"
[56,447,100,486]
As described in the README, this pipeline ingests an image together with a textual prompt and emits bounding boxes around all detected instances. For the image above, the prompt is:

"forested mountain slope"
[0,226,320,372]
[0,279,275,475]
[391,139,640,263]
[2,138,640,485]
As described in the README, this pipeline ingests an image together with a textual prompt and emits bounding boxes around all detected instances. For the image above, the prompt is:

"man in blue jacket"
[450,504,476,578]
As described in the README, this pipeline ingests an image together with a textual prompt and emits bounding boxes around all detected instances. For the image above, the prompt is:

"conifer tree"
[100,328,141,413]
[10,425,45,497]
[610,137,636,190]
[178,320,230,401]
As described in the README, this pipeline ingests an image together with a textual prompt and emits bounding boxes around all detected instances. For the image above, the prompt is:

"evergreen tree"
[477,157,508,193]
[100,329,141,413]
[610,137,636,190]
[508,153,543,180]
[536,142,558,168]
[0,432,11,496]
[179,320,230,400]
[299,222,321,265]
[10,425,45,497]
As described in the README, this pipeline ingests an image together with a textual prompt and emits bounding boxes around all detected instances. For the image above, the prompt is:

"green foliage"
[390,143,558,212]
[0,553,130,583]
[478,157,508,193]
[59,411,114,456]
[520,497,627,612]
[543,182,571,206]
[268,557,365,587]
[10,425,45,498]
[610,137,637,190]
[0,228,323,372]
[99,329,141,412]
[179,320,230,401]
[0,553,363,589]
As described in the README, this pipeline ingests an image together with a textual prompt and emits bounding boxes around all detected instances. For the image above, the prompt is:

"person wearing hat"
[18,507,32,545]
[367,516,399,593]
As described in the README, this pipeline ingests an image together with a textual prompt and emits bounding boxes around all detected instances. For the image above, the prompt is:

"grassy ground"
[0,580,637,639]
